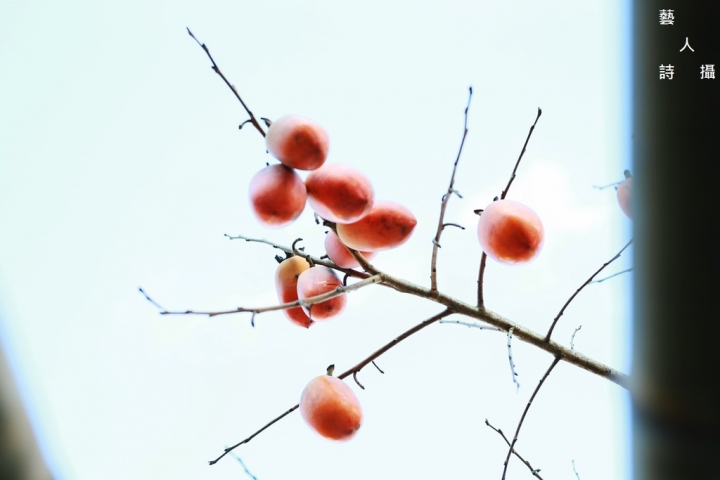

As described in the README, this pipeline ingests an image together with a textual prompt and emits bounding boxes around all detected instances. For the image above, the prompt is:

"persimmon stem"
[501,356,561,480]
[187,28,266,138]
[544,238,633,341]
[431,86,473,293]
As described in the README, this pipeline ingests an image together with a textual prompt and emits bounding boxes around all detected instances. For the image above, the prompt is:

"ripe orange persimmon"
[324,231,377,268]
[336,200,417,252]
[305,163,374,224]
[266,115,329,171]
[616,170,632,219]
[476,199,544,265]
[296,266,346,320]
[275,256,313,328]
[299,374,363,441]
[248,164,307,228]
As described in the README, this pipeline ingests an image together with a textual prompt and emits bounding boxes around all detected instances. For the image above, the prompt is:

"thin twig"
[500,107,542,200]
[208,309,452,465]
[592,180,623,190]
[138,287,164,310]
[590,267,633,284]
[224,233,372,280]
[572,459,581,479]
[187,28,266,137]
[501,356,561,480]
[431,86,473,292]
[372,361,384,374]
[477,253,488,308]
[223,234,631,388]
[485,419,544,479]
[227,451,258,480]
[570,325,582,350]
[438,319,501,331]
[143,275,382,319]
[507,327,520,391]
[545,238,633,341]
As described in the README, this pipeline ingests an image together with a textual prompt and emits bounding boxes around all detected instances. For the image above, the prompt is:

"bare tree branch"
[500,108,542,200]
[208,309,452,465]
[431,86,473,293]
[501,356,561,480]
[140,275,382,319]
[477,252,488,308]
[187,28,266,138]
[545,238,633,341]
[485,419,544,479]
[218,234,631,388]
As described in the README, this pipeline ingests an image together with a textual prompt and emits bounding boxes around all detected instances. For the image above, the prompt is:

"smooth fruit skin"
[336,200,417,252]
[275,256,313,328]
[300,375,363,441]
[324,231,377,268]
[305,164,374,224]
[476,199,544,265]
[296,266,347,320]
[265,115,329,171]
[248,164,307,228]
[617,177,632,219]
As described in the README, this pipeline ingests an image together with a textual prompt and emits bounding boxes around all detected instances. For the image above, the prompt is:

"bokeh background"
[0,1,633,478]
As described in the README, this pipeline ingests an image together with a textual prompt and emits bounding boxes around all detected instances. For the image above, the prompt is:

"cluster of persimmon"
[248,115,415,441]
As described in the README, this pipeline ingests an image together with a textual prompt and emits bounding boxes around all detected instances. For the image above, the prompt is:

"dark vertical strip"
[632,3,720,479]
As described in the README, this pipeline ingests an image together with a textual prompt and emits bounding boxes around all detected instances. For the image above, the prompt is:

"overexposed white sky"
[0,1,633,478]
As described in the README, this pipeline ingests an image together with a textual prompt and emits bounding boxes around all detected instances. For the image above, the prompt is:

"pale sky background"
[0,1,633,479]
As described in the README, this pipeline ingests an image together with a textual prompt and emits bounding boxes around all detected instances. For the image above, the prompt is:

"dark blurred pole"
[632,3,720,479]
[0,340,53,480]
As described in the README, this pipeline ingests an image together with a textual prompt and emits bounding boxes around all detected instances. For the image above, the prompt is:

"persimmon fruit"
[336,200,417,252]
[296,266,346,320]
[299,374,363,441]
[305,163,374,224]
[476,199,544,265]
[248,164,306,228]
[616,170,632,219]
[275,256,313,328]
[265,115,329,171]
[324,231,377,268]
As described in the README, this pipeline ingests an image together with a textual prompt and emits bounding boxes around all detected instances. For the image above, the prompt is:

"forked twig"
[187,28,266,137]
[485,419,544,479]
[431,86,473,292]
[545,238,633,341]
[224,234,372,280]
[208,309,452,465]
[501,356,561,480]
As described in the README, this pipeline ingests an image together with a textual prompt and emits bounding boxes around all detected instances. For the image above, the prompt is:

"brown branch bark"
[430,86,472,293]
